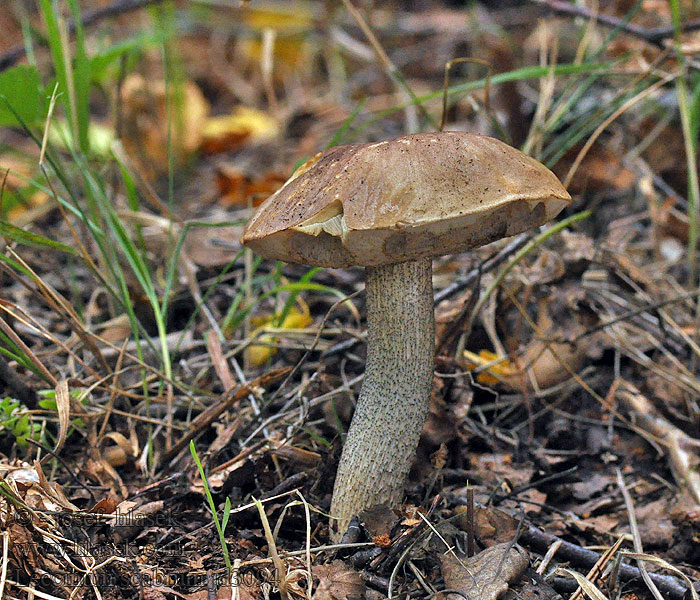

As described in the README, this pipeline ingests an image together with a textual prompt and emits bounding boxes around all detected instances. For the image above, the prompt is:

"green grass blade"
[65,0,91,154]
[0,66,43,127]
[0,221,76,255]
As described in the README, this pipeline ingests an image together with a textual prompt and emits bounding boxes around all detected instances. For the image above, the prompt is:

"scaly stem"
[330,259,434,538]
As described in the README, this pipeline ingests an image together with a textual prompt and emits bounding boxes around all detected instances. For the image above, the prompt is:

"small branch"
[519,525,691,600]
[160,366,291,465]
[433,233,531,305]
[617,381,700,504]
[616,469,664,600]
[529,0,700,47]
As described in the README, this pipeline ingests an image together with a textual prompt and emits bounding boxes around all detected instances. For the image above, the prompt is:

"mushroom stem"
[330,258,435,538]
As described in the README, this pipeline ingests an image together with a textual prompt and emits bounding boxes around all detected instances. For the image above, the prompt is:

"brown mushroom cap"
[241,131,571,267]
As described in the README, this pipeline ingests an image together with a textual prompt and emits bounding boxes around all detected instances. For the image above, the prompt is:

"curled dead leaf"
[216,165,287,208]
[120,74,210,178]
[312,561,365,600]
[440,543,529,600]
[463,336,586,392]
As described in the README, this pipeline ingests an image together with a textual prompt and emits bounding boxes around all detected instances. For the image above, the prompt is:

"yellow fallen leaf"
[463,338,586,392]
[463,349,521,387]
[236,3,313,71]
[238,36,310,69]
[201,106,279,154]
[241,4,313,32]
[247,306,313,366]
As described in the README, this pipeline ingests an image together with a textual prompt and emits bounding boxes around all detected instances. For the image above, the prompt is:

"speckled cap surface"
[241,131,571,267]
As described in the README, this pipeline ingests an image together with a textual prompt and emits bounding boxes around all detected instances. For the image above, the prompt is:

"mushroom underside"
[244,196,561,267]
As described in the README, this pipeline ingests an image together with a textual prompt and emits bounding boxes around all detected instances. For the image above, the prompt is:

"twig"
[571,288,700,343]
[616,469,664,600]
[536,539,562,575]
[529,0,700,47]
[489,466,579,505]
[519,525,690,599]
[160,366,291,465]
[466,486,475,558]
[616,381,700,504]
[324,234,532,359]
[569,536,626,600]
[259,473,307,500]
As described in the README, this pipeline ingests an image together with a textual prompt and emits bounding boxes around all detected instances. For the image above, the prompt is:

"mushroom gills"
[294,199,348,239]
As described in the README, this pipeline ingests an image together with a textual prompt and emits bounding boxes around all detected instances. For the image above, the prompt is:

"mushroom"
[241,131,571,537]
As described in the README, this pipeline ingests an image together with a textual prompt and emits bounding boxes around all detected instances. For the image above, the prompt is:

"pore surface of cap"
[242,131,571,267]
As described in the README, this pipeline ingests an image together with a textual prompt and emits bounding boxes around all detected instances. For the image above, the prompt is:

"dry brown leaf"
[7,461,78,513]
[571,473,612,501]
[568,515,621,537]
[216,165,286,208]
[440,543,529,600]
[208,420,243,456]
[102,444,127,467]
[555,143,635,195]
[456,505,519,546]
[632,499,676,547]
[358,504,400,538]
[101,432,137,467]
[432,443,449,470]
[0,156,50,225]
[120,74,209,177]
[53,379,70,459]
[312,561,365,600]
[422,393,458,447]
[95,314,133,344]
[519,488,547,515]
[183,223,244,267]
[8,522,41,577]
[88,497,118,514]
